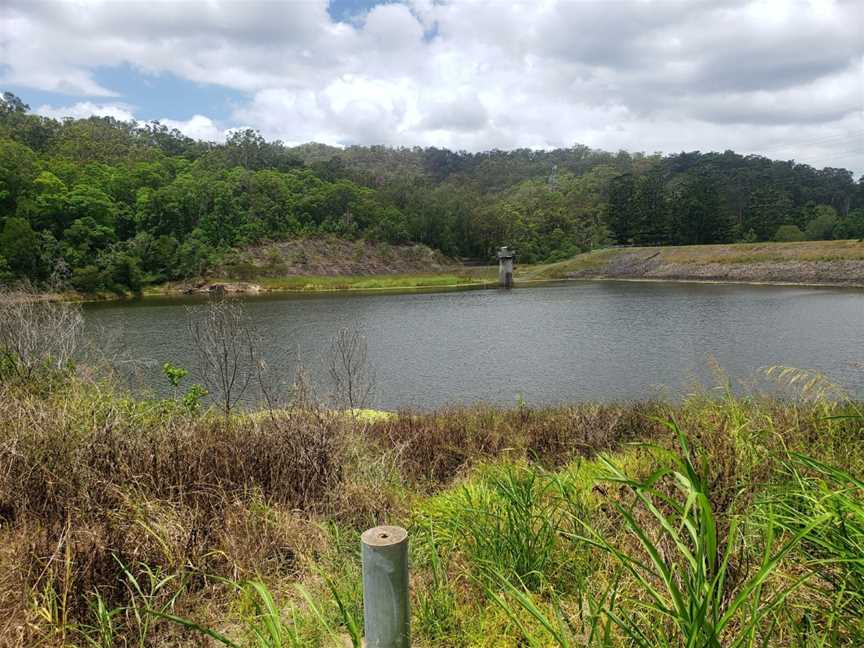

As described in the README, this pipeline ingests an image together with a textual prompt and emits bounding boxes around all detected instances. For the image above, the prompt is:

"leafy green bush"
[773,224,806,242]
[805,206,839,241]
[70,264,103,292]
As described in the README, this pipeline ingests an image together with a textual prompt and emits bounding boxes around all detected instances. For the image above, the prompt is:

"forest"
[1,91,863,293]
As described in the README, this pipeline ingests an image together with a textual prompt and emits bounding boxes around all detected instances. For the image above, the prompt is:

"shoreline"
[8,238,864,303]
[533,275,864,290]
[8,273,863,305]
[150,271,864,298]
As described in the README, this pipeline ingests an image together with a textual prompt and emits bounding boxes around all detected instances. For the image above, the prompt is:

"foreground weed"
[770,452,864,640]
[484,569,618,648]
[413,533,461,643]
[118,558,184,646]
[30,528,75,645]
[574,422,829,647]
[151,578,360,647]
[73,558,186,647]
[316,573,362,648]
[78,592,122,648]
[427,463,565,590]
[151,579,302,647]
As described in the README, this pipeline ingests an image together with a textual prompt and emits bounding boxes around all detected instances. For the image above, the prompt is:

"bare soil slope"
[217,237,455,278]
[166,237,472,294]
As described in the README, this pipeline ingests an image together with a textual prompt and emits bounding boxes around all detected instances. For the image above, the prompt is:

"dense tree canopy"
[0,92,861,292]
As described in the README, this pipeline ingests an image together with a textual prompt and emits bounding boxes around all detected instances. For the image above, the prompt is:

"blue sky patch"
[8,63,246,122]
[328,0,396,22]
[90,64,245,121]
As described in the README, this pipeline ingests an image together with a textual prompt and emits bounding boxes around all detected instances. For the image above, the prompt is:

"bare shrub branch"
[289,364,318,413]
[187,297,261,418]
[324,327,375,412]
[0,285,84,381]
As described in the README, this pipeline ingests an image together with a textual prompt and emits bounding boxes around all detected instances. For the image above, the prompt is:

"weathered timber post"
[362,525,410,648]
[497,246,515,288]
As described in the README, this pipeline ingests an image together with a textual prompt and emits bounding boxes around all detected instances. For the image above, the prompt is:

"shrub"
[804,206,838,240]
[70,264,103,292]
[773,224,805,242]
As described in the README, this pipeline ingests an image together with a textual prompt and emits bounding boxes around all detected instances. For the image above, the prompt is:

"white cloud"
[362,4,423,51]
[35,101,136,122]
[159,115,226,142]
[420,90,489,132]
[3,0,862,172]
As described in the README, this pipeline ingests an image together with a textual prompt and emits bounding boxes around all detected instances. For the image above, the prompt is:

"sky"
[1,0,862,173]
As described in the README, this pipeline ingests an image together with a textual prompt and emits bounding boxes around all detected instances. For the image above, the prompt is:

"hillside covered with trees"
[1,92,862,293]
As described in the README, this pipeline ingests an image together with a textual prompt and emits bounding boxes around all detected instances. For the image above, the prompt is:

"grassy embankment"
[2,367,862,647]
[522,239,864,287]
[254,271,495,292]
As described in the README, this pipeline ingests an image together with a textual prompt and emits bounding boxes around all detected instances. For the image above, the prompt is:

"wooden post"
[361,525,410,648]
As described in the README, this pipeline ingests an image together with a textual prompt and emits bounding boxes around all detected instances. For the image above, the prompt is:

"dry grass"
[524,240,864,285]
[0,372,862,646]
[0,380,353,644]
[0,377,672,646]
[368,403,666,484]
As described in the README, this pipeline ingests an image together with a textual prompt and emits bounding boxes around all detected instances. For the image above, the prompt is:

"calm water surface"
[83,281,864,409]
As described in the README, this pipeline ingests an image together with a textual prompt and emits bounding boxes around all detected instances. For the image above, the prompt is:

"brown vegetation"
[2,367,861,646]
[0,372,675,645]
[214,237,454,281]
[527,240,864,287]
[367,403,665,484]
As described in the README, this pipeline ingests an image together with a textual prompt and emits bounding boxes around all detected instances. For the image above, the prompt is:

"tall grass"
[1,364,862,646]
[572,424,828,647]
[421,463,566,590]
[412,533,461,643]
[486,416,861,647]
[484,567,618,648]
[769,452,864,640]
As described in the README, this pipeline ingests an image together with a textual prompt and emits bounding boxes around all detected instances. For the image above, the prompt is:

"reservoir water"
[83,281,864,409]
